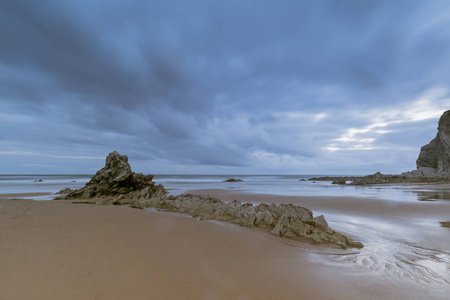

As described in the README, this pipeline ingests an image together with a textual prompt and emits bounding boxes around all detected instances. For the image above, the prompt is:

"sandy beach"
[1,189,449,299]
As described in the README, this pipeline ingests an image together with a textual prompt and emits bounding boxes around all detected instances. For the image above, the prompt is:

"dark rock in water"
[299,179,306,181]
[224,178,243,182]
[350,172,392,185]
[65,151,166,200]
[309,176,358,182]
[332,178,346,185]
[34,179,43,182]
[415,110,450,176]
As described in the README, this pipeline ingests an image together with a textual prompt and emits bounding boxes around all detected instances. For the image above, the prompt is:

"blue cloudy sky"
[1,0,449,175]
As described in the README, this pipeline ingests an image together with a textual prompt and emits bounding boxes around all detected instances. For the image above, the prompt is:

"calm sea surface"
[1,174,449,202]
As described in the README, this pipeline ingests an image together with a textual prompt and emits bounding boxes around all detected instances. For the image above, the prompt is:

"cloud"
[1,0,450,174]
[325,88,449,152]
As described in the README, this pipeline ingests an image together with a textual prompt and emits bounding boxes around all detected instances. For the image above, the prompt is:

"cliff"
[415,110,450,177]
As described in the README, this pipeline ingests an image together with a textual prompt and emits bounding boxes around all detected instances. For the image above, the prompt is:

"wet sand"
[0,192,53,199]
[189,189,450,296]
[1,191,449,299]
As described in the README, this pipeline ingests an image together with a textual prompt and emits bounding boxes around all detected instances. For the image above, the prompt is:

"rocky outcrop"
[132,194,363,249]
[415,110,450,177]
[62,151,362,249]
[332,178,347,185]
[64,151,166,200]
[308,176,358,182]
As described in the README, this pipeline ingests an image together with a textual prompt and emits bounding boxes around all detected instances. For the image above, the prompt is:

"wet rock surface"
[63,151,362,249]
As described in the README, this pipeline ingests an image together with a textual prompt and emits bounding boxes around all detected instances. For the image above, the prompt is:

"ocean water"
[1,174,450,202]
[153,174,450,202]
[0,175,91,200]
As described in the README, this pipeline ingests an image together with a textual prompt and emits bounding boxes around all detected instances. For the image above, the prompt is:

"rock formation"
[64,151,166,200]
[62,151,363,249]
[415,110,450,177]
[308,176,358,182]
[132,194,363,249]
[332,178,346,185]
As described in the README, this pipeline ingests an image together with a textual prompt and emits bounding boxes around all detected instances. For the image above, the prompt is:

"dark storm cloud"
[1,0,450,173]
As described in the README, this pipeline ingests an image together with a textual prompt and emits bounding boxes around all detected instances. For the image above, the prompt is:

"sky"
[1,0,450,175]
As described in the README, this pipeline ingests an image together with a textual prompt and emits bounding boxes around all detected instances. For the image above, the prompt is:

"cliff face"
[416,110,450,176]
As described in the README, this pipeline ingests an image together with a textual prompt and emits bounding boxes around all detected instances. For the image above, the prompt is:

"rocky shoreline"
[59,151,363,249]
[309,172,450,185]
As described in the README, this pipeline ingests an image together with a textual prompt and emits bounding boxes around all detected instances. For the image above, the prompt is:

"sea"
[0,174,448,202]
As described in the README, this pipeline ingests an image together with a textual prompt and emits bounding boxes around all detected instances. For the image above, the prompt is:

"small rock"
[223,178,243,182]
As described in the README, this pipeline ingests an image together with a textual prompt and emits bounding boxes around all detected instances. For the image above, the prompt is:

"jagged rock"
[305,215,329,231]
[64,151,166,200]
[135,194,362,249]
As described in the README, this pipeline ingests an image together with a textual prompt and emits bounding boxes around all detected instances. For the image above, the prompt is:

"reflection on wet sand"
[414,190,450,202]
[316,213,450,287]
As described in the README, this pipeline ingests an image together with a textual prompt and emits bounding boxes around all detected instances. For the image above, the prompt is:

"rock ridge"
[130,194,363,249]
[62,151,363,249]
